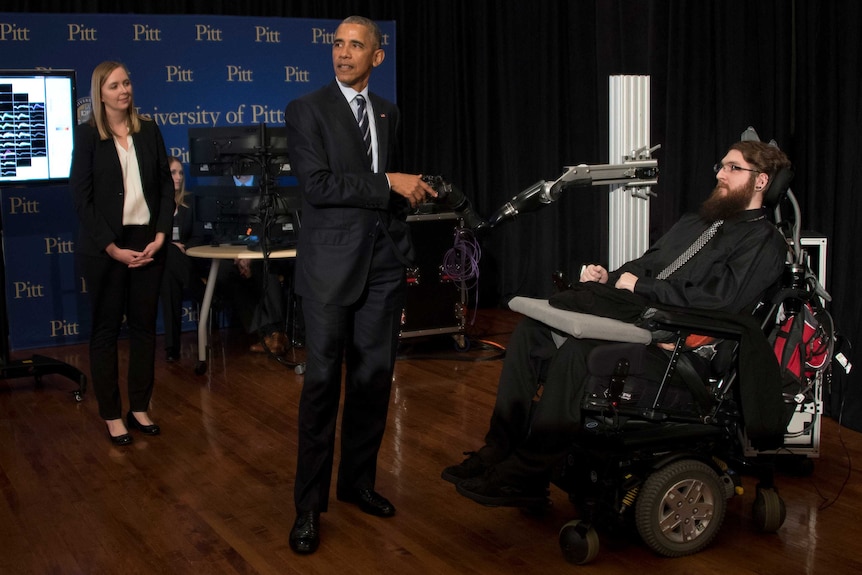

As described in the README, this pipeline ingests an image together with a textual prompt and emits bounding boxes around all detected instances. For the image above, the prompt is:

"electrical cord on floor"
[812,336,854,511]
[813,408,852,511]
[812,348,853,511]
[397,338,506,362]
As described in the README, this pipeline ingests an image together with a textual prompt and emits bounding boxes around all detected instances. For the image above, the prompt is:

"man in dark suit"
[283,16,436,554]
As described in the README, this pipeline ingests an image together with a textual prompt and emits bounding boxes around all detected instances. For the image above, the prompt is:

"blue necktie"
[355,95,372,165]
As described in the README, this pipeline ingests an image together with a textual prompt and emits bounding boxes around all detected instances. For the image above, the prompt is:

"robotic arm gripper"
[485,145,660,228]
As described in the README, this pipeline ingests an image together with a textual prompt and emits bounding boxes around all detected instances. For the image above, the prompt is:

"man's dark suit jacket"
[284,80,413,306]
[70,119,175,257]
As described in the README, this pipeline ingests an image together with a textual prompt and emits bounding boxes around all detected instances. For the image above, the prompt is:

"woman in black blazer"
[70,61,175,446]
[160,157,204,362]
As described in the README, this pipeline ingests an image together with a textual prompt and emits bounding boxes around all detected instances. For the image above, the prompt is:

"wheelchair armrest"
[640,307,746,340]
[508,296,652,344]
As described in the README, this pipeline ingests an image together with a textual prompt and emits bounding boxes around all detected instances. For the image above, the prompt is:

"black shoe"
[107,430,133,446]
[442,451,488,484]
[336,488,396,517]
[289,511,320,554]
[126,411,161,436]
[165,348,179,362]
[455,471,549,508]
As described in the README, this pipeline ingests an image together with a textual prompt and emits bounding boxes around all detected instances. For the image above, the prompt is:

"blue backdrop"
[0,12,397,350]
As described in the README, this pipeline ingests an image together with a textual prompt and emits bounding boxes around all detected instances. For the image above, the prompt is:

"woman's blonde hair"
[89,61,144,140]
[168,156,190,209]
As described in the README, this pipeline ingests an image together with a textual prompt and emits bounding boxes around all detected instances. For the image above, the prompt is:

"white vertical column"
[608,75,650,270]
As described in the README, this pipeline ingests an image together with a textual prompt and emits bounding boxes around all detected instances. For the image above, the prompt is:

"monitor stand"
[0,354,87,402]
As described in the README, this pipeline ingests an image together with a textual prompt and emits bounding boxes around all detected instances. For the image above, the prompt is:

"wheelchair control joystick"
[607,358,630,408]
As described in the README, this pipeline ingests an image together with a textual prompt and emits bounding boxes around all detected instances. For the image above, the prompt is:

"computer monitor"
[194,185,301,248]
[0,69,76,184]
[188,124,291,177]
[263,126,291,177]
[188,125,261,177]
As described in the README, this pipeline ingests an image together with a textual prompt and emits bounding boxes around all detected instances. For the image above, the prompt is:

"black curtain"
[793,1,862,429]
[9,0,862,429]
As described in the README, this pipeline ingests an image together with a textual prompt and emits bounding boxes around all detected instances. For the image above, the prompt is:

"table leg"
[195,258,222,374]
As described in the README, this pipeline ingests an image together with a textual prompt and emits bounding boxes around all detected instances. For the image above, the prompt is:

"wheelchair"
[507,167,835,564]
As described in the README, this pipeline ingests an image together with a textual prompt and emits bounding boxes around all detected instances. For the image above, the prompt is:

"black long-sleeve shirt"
[609,208,788,313]
[606,207,789,444]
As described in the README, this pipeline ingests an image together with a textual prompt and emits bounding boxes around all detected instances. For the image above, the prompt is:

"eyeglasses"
[714,162,761,174]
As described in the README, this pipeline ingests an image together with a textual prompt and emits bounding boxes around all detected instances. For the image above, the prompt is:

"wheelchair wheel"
[635,459,727,557]
[559,519,600,564]
[752,485,786,532]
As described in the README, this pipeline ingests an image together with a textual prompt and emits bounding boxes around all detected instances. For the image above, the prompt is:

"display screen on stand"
[0,69,76,184]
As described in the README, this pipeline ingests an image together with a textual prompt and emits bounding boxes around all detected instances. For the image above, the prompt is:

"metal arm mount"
[486,145,660,227]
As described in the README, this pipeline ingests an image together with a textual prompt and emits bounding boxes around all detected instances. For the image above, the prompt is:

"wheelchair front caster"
[559,519,599,564]
[453,334,470,351]
[752,485,786,532]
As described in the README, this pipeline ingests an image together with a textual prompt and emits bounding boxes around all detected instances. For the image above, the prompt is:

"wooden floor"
[1,307,860,574]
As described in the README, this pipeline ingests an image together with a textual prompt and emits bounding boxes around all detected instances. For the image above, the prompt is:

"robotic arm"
[485,145,660,228]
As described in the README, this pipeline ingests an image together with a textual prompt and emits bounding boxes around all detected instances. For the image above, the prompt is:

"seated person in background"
[221,255,289,355]
[442,140,791,507]
[160,157,206,362]
[220,172,289,355]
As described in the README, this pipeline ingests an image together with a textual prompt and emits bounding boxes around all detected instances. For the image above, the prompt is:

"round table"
[186,244,297,374]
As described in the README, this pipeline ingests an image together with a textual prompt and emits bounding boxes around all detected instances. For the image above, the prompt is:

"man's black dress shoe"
[336,488,396,517]
[289,511,320,554]
[126,411,161,436]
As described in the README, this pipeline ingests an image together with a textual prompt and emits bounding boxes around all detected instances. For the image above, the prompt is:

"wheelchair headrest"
[764,166,794,208]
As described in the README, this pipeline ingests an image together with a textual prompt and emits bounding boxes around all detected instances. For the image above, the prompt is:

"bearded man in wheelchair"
[443,140,792,507]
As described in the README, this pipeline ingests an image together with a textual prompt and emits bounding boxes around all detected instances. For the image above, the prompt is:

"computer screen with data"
[0,69,76,184]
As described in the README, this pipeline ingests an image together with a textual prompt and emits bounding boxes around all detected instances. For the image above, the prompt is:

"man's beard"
[699,177,757,221]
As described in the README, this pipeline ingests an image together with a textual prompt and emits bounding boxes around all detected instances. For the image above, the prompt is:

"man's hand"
[615,271,638,292]
[580,264,609,284]
[235,258,252,279]
[386,173,437,208]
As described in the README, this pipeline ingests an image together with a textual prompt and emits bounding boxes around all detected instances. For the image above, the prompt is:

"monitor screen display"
[0,69,76,184]
[188,124,290,177]
[188,125,262,177]
[263,126,291,176]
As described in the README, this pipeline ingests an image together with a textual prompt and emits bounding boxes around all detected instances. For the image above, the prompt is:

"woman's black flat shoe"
[126,412,161,436]
[108,430,133,446]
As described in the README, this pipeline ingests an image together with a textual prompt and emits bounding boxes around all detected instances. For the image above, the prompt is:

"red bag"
[770,302,829,384]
